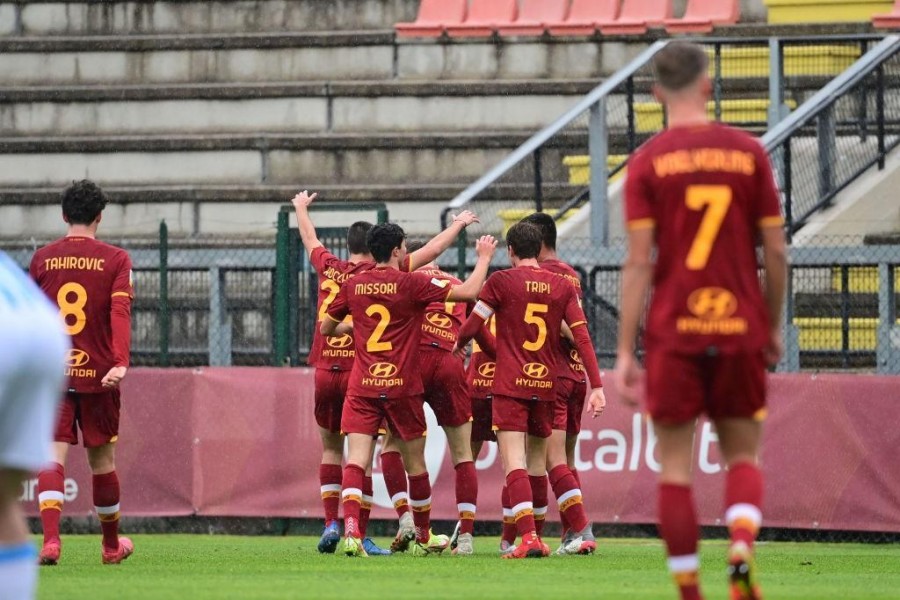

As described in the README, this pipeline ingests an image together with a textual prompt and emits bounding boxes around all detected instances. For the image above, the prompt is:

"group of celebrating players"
[297,189,606,560]
[0,41,786,600]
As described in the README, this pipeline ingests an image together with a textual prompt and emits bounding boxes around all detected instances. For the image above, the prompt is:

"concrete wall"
[0,0,768,36]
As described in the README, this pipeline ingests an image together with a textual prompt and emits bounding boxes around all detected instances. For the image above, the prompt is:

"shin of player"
[0,253,68,600]
[30,181,135,566]
[455,223,606,560]
[614,42,787,600]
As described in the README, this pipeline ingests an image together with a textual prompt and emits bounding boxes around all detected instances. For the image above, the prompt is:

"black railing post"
[858,39,870,142]
[877,64,886,170]
[840,266,850,369]
[626,76,636,152]
[533,148,544,213]
[784,138,793,243]
[713,42,723,122]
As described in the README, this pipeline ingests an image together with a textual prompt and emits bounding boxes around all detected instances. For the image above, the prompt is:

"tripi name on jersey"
[43,256,106,271]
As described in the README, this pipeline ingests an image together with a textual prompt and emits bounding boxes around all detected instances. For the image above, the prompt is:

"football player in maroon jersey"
[615,42,787,600]
[30,180,135,565]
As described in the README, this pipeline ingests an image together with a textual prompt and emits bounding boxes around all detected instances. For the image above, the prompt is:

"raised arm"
[446,235,497,302]
[291,190,323,258]
[408,210,480,270]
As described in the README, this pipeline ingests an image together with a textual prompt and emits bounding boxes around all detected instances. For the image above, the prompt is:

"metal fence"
[439,34,899,246]
[7,226,898,373]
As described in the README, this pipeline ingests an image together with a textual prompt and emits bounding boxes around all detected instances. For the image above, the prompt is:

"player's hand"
[451,343,467,360]
[765,327,784,367]
[101,366,127,389]
[475,235,498,259]
[291,189,317,211]
[587,387,606,418]
[452,210,479,228]
[613,351,643,408]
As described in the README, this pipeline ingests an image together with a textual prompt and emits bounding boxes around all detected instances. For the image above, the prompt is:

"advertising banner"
[21,368,900,532]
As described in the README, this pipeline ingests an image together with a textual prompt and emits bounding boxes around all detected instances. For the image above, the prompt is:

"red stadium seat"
[547,0,620,36]
[395,0,467,38]
[664,0,740,33]
[498,0,570,36]
[873,0,900,28]
[445,0,518,38]
[598,0,673,35]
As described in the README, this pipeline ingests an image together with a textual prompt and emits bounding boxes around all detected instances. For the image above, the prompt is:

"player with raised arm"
[521,212,597,555]
[614,42,787,600]
[30,180,135,565]
[321,223,496,558]
[291,191,479,555]
[0,252,68,599]
[379,241,492,556]
[455,222,606,560]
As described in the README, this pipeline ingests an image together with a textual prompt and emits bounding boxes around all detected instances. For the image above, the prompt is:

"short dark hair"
[653,41,708,92]
[367,223,406,263]
[62,180,107,225]
[521,212,557,250]
[347,221,373,255]
[405,239,427,254]
[506,222,542,260]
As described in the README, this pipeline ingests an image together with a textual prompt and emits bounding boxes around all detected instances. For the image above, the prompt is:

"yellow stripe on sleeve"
[111,292,131,298]
[758,216,785,228]
[627,218,655,231]
[568,321,586,329]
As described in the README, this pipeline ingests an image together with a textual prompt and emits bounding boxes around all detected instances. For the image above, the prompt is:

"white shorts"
[0,304,68,472]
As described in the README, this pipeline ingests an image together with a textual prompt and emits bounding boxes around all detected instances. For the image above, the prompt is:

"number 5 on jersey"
[523,303,548,351]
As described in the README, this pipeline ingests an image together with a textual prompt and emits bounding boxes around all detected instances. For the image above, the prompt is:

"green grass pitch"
[35,535,900,599]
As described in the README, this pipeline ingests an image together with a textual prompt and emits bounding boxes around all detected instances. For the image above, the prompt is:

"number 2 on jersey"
[522,303,548,352]
[58,282,88,335]
[685,185,732,270]
[318,279,341,321]
[366,304,392,352]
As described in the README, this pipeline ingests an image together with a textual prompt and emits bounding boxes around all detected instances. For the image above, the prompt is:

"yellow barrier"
[794,317,900,351]
[497,209,578,237]
[634,99,797,133]
[764,0,893,24]
[830,266,900,293]
[706,45,861,78]
[561,155,627,185]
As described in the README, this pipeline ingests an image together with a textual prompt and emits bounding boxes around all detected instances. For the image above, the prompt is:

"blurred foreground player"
[31,180,136,565]
[455,223,605,559]
[322,224,496,557]
[614,42,787,600]
[0,252,68,599]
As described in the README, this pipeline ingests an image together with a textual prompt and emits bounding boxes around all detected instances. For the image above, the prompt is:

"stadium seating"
[598,0,673,35]
[872,0,900,28]
[445,0,518,37]
[395,0,467,38]
[547,0,620,36]
[498,0,570,36]
[664,0,740,33]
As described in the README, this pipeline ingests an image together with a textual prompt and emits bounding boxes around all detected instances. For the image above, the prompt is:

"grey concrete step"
[0,0,419,36]
[0,80,599,135]
[0,182,579,239]
[0,28,877,85]
[0,131,596,187]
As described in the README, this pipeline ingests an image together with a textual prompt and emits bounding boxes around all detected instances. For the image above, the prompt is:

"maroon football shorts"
[314,368,350,433]
[55,390,121,448]
[492,395,553,439]
[553,377,588,434]
[342,394,427,442]
[645,349,767,424]
[470,393,495,443]
[419,347,471,428]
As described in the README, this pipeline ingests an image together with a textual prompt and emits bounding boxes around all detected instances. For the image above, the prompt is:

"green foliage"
[37,535,900,600]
